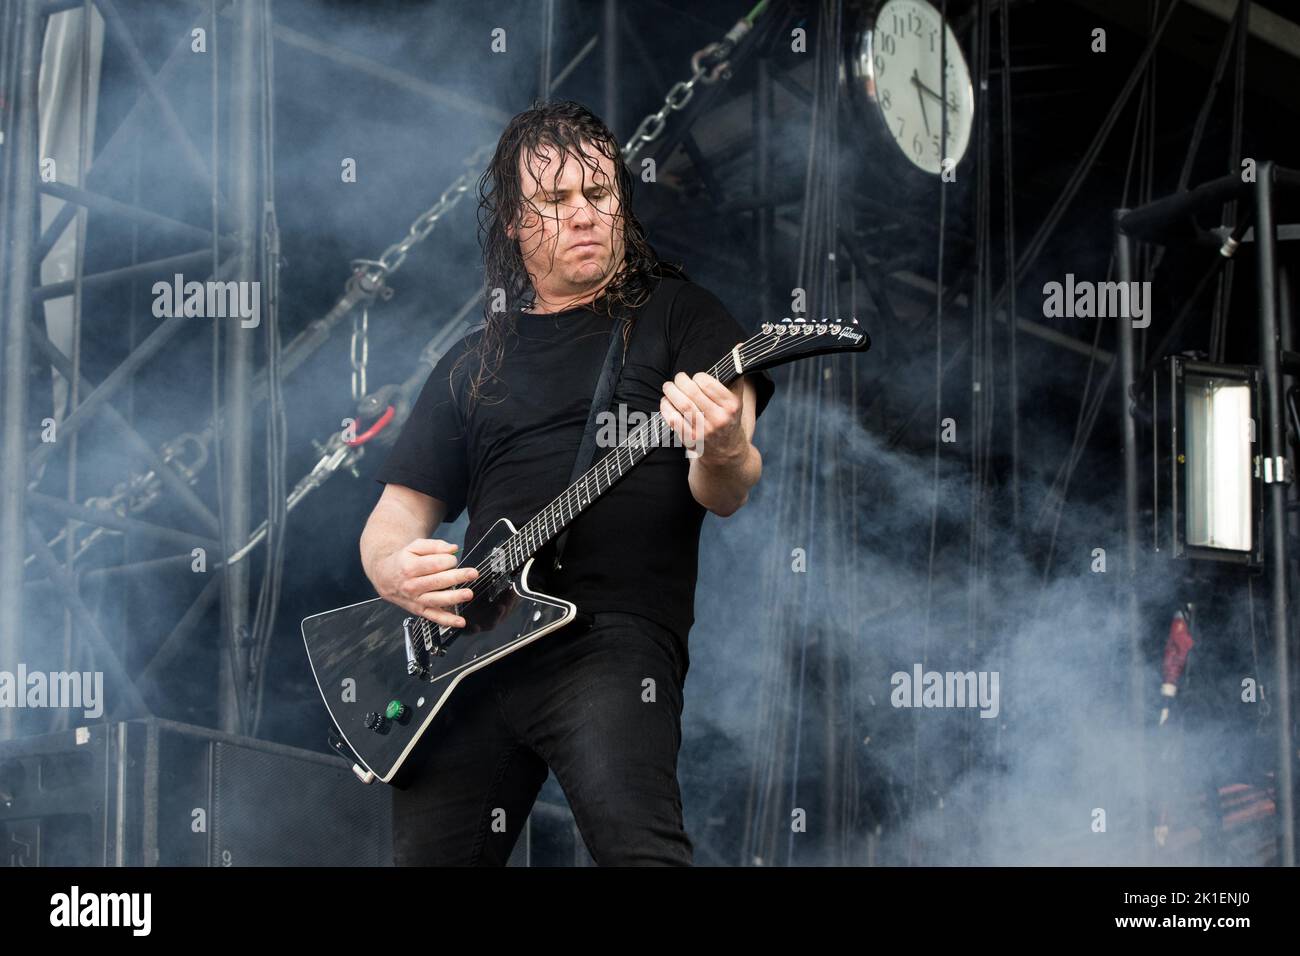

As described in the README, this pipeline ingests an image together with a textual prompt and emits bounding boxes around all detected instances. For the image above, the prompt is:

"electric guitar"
[302,317,871,786]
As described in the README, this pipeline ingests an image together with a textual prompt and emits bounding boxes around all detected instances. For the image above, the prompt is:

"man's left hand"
[661,371,746,464]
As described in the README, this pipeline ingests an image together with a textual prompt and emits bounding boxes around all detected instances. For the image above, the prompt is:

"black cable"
[1139,0,1159,370]
[250,0,287,737]
[1032,51,1155,580]
[747,0,838,866]
[1175,0,1246,195]
[1214,0,1250,364]
[207,0,249,733]
[959,0,995,852]
[913,0,951,865]
[995,0,1183,312]
[999,0,1018,531]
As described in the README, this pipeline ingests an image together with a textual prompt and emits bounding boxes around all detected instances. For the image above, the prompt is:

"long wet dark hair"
[452,100,679,415]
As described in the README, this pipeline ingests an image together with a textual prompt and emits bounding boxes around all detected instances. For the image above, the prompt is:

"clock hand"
[912,71,931,135]
[910,73,958,111]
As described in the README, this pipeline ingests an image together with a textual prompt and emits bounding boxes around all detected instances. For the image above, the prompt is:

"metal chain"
[621,63,708,163]
[621,18,754,163]
[349,142,494,293]
[344,144,492,401]
[350,302,369,401]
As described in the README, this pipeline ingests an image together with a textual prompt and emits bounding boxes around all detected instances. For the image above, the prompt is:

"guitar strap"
[550,314,632,574]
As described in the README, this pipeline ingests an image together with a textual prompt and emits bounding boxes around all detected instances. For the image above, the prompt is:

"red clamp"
[346,405,395,446]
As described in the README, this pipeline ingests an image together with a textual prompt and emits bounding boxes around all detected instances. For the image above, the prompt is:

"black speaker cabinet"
[0,718,391,866]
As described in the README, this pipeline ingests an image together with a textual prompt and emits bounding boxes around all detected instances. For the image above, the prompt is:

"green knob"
[385,700,406,721]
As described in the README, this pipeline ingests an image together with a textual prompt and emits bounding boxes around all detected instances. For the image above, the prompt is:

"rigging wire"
[913,0,952,865]
[251,0,287,736]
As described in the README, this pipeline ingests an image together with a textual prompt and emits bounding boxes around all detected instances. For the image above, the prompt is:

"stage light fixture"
[1168,357,1262,564]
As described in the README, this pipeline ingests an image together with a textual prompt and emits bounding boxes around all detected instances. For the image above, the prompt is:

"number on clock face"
[868,0,973,175]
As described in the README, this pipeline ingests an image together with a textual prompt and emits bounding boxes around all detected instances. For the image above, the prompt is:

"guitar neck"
[502,352,740,570]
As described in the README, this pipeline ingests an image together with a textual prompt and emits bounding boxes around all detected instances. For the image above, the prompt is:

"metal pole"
[23,551,194,588]
[27,311,196,473]
[26,492,220,552]
[39,180,221,245]
[1115,210,1149,862]
[1254,161,1296,867]
[94,0,222,201]
[35,1,224,266]
[26,319,221,534]
[24,519,151,718]
[139,574,224,687]
[0,0,44,740]
[1279,266,1299,838]
[34,249,221,301]
[603,0,618,135]
[755,54,771,326]
[218,0,264,733]
[265,19,512,125]
[538,0,554,101]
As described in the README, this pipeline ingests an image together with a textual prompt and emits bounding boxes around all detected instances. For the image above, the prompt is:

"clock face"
[858,0,974,174]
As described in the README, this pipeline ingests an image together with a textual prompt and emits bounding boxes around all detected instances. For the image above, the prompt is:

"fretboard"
[501,353,739,571]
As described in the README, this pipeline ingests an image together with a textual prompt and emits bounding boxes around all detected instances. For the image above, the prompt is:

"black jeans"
[391,610,693,866]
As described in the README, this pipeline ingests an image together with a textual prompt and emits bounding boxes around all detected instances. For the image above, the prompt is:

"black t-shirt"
[373,277,775,667]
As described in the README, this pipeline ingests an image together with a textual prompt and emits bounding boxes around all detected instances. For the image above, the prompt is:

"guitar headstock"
[737,317,872,375]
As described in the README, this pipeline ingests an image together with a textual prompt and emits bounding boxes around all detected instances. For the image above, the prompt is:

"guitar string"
[507,324,859,564]
[417,324,859,637]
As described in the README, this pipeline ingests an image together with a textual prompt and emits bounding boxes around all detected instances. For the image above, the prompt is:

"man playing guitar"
[362,101,775,866]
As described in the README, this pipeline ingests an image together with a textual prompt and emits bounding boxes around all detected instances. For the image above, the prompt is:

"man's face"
[514,141,626,306]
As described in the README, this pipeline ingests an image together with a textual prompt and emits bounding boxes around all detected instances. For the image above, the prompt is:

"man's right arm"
[360,483,477,628]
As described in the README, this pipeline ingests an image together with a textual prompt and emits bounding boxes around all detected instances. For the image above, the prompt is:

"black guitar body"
[302,517,576,785]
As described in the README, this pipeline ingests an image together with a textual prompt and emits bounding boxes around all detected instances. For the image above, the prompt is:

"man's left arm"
[661,371,761,518]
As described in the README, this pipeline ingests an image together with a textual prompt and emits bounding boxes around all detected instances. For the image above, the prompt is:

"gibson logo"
[836,327,864,344]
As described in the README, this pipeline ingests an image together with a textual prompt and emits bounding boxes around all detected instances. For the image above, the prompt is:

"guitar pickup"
[401,617,428,677]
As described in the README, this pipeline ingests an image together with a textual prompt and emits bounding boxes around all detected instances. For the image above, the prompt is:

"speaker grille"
[211,742,391,866]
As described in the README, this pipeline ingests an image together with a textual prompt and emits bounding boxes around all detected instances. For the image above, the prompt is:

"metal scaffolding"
[1118,163,1300,867]
[4,0,276,738]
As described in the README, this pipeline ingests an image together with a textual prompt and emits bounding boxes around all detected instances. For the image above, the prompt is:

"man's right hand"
[373,538,478,629]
